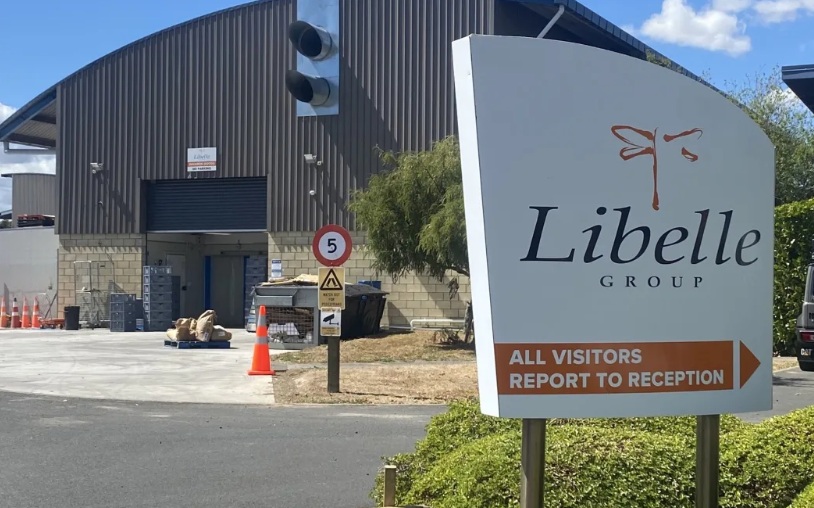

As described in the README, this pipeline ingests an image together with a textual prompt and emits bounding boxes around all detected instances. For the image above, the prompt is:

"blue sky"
[0,0,813,208]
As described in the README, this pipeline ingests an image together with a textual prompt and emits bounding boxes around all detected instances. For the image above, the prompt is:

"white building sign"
[187,147,217,172]
[452,35,775,419]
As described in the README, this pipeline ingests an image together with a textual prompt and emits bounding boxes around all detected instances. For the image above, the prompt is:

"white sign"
[187,147,217,172]
[452,35,775,419]
[270,259,283,279]
[320,307,342,337]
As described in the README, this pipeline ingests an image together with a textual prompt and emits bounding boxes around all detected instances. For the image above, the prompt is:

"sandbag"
[173,318,195,341]
[211,325,232,342]
[195,310,217,342]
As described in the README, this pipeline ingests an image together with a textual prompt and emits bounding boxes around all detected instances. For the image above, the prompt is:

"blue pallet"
[164,340,231,349]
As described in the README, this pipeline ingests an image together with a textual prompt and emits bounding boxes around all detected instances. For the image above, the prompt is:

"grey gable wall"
[56,0,495,234]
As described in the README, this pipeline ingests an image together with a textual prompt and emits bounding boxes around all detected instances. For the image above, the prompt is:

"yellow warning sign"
[318,267,345,309]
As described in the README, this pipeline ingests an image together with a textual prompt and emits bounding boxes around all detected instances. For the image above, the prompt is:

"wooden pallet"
[163,339,231,349]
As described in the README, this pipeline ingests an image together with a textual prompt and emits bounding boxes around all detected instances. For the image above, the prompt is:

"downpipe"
[537,4,565,38]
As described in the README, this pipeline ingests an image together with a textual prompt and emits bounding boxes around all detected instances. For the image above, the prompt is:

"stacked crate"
[143,265,179,332]
[244,255,268,329]
[109,293,138,332]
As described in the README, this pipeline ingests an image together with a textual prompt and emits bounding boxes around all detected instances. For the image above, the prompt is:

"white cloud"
[631,0,814,56]
[753,0,814,23]
[0,102,56,211]
[713,0,754,11]
[638,0,752,56]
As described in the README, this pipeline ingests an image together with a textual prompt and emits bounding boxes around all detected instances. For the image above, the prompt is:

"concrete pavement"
[0,328,286,404]
[738,367,814,422]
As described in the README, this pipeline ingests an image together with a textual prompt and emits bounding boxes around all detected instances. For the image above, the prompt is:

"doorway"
[165,253,187,318]
[208,255,245,328]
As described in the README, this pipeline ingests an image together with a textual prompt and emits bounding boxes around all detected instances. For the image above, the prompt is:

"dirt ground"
[773,356,799,372]
[273,363,478,404]
[275,330,475,364]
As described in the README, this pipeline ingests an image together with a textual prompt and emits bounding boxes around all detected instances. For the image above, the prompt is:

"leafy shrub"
[788,482,814,508]
[405,426,695,508]
[565,413,746,438]
[371,401,814,508]
[370,398,520,503]
[720,406,814,508]
[370,399,743,505]
[774,198,814,355]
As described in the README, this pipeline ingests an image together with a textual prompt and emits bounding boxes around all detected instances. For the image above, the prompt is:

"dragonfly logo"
[611,125,703,211]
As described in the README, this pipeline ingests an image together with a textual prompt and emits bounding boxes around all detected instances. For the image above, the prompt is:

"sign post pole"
[520,418,546,508]
[312,224,352,395]
[327,336,340,393]
[696,414,720,508]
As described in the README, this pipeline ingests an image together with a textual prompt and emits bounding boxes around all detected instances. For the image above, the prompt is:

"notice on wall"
[187,147,217,172]
[451,35,775,419]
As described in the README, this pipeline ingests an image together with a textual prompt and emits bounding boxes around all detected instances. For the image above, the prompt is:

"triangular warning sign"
[320,269,343,291]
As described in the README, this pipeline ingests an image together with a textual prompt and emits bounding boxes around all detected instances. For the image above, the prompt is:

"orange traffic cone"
[0,296,8,328]
[32,297,41,329]
[255,304,268,338]
[21,297,31,328]
[10,298,20,328]
[248,306,275,376]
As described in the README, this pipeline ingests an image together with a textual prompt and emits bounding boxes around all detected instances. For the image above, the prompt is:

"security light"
[303,153,322,166]
[90,162,104,174]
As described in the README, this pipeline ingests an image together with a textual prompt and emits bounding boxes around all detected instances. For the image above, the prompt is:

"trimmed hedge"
[720,407,814,507]
[408,426,695,508]
[371,400,814,508]
[788,482,814,508]
[369,398,745,504]
[774,198,814,355]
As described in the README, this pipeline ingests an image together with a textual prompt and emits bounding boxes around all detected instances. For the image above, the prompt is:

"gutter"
[3,141,55,156]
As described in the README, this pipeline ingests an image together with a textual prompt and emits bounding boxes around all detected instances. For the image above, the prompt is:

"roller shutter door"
[146,177,267,232]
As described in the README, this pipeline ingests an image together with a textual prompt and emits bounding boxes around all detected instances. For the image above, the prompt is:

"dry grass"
[275,330,475,364]
[773,356,799,372]
[273,363,478,404]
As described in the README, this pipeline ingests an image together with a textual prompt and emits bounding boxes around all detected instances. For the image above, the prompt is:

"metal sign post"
[696,414,721,508]
[312,224,352,394]
[520,418,546,508]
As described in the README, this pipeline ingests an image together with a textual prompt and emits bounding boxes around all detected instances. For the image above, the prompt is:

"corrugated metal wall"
[11,174,56,220]
[56,0,494,234]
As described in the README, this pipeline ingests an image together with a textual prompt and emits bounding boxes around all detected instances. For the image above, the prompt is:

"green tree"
[349,135,468,282]
[722,69,814,205]
[348,136,473,339]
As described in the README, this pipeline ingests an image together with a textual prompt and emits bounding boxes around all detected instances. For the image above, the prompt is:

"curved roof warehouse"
[0,0,708,328]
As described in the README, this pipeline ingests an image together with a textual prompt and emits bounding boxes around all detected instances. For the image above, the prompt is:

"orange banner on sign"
[494,341,748,395]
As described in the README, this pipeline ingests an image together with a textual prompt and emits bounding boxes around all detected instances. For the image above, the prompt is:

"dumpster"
[342,283,388,338]
[246,274,388,348]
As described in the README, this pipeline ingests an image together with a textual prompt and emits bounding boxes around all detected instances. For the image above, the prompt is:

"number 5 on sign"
[312,224,352,267]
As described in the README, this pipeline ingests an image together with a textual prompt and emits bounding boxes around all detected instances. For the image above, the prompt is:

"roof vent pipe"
[537,4,566,39]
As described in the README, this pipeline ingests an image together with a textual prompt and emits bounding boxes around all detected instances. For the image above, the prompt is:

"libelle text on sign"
[452,35,774,419]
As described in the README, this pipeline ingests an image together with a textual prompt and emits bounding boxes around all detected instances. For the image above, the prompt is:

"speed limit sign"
[312,224,353,266]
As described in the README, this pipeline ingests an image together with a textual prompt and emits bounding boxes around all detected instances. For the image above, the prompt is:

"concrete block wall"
[268,232,471,327]
[57,234,146,317]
